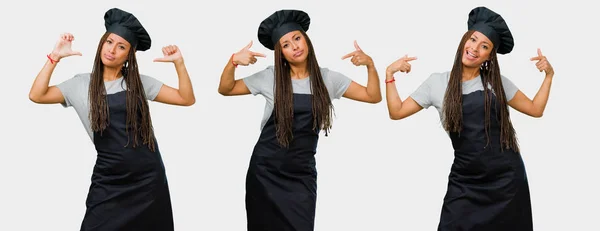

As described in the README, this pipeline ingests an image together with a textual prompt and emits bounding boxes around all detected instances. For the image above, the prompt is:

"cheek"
[118,50,129,60]
[481,51,491,61]
[282,49,293,59]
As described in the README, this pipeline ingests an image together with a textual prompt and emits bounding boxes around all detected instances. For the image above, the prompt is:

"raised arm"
[29,33,82,104]
[385,55,424,120]
[218,41,266,96]
[152,45,196,106]
[340,40,382,103]
[508,48,554,118]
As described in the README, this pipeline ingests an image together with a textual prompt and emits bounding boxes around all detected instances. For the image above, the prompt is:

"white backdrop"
[1,0,597,230]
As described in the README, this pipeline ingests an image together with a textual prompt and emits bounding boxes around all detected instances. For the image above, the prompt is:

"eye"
[295,36,301,41]
[106,40,112,44]
[482,45,489,50]
[283,44,288,48]
[470,37,476,42]
[119,45,126,50]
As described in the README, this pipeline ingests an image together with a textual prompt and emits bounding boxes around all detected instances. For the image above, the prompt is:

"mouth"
[104,54,115,61]
[465,50,478,60]
[293,50,304,58]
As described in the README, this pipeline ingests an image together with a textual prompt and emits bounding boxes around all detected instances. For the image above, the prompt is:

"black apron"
[438,82,533,230]
[80,91,174,231]
[246,94,319,231]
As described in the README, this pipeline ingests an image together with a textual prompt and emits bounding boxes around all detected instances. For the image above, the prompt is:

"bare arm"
[29,33,82,104]
[385,55,423,120]
[508,48,554,118]
[341,41,381,103]
[153,45,196,106]
[218,41,265,96]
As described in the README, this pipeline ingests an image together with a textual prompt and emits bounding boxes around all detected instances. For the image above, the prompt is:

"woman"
[218,9,382,231]
[28,8,195,230]
[385,6,553,230]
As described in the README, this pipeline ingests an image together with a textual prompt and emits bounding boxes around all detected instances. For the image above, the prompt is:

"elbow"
[184,98,196,106]
[218,88,229,96]
[388,113,404,121]
[217,86,229,96]
[370,96,382,104]
[29,93,41,103]
[531,111,543,118]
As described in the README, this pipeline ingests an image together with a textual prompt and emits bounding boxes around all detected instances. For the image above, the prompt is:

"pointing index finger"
[342,51,356,60]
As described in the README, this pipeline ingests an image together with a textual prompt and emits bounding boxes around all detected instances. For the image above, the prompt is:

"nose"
[109,44,117,54]
[291,42,298,50]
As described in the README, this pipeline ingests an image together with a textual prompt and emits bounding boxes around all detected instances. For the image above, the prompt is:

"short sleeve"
[56,74,86,108]
[242,66,274,96]
[500,75,519,101]
[324,69,352,99]
[410,73,436,109]
[140,74,164,101]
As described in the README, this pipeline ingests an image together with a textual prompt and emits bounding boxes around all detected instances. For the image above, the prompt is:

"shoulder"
[423,71,450,85]
[73,72,91,81]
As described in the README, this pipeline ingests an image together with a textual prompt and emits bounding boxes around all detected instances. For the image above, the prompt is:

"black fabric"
[258,9,310,50]
[246,94,319,231]
[467,6,514,54]
[437,78,533,230]
[104,8,151,51]
[80,91,173,231]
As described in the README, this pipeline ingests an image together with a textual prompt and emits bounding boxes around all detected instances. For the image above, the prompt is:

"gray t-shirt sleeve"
[410,73,437,109]
[501,75,519,101]
[56,74,87,108]
[324,69,352,99]
[242,66,274,96]
[140,74,164,101]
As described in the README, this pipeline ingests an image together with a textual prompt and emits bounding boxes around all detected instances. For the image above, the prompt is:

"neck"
[289,61,309,79]
[103,65,123,81]
[461,65,480,82]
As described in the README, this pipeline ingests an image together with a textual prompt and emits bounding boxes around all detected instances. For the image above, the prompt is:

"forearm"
[173,59,195,104]
[531,74,553,116]
[218,56,237,94]
[29,54,59,101]
[385,72,404,116]
[365,63,382,102]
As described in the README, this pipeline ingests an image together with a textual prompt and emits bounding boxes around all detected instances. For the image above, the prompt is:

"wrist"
[366,60,375,69]
[174,58,185,66]
[385,69,395,78]
[49,52,61,62]
[231,53,238,68]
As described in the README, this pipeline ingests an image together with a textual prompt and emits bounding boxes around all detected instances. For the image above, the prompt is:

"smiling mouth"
[466,50,478,59]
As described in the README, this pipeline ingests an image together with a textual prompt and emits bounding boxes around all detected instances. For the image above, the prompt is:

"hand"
[154,45,184,64]
[341,40,373,66]
[51,33,82,61]
[386,54,417,75]
[233,41,266,66]
[530,48,554,76]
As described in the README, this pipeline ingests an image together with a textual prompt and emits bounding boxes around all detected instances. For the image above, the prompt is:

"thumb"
[245,40,253,49]
[354,40,362,51]
[70,51,82,56]
[537,48,543,57]
[153,57,169,62]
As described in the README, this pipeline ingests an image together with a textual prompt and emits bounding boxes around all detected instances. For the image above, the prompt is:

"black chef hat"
[467,6,514,54]
[104,8,151,51]
[258,9,310,50]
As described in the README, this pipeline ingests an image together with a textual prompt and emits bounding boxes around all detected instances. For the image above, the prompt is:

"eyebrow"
[107,38,128,46]
[472,35,491,45]
[281,33,300,44]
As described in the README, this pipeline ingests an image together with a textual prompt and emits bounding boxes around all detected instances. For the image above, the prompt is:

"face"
[278,30,309,64]
[101,33,131,68]
[462,31,494,68]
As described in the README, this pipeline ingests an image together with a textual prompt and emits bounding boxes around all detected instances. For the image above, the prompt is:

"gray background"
[1,0,597,230]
